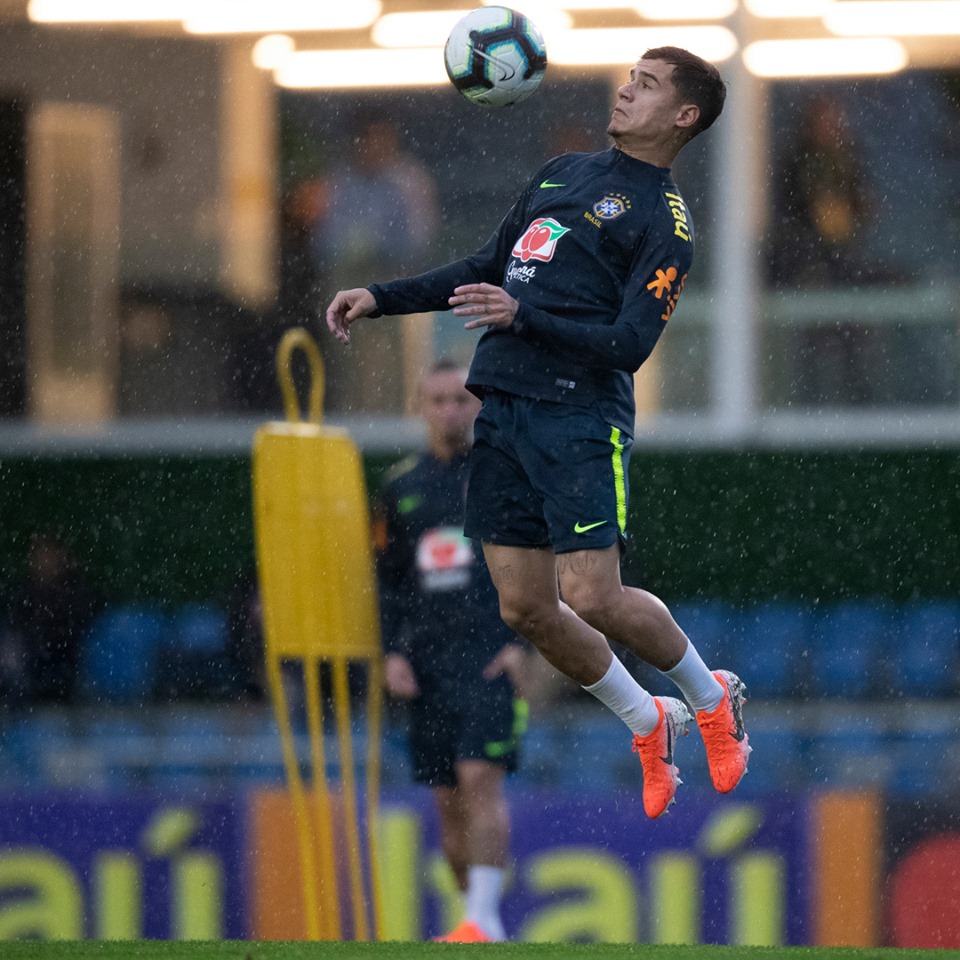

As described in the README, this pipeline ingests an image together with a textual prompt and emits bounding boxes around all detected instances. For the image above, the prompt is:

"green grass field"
[2,943,959,960]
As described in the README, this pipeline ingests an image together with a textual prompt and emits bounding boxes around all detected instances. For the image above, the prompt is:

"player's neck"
[613,136,683,170]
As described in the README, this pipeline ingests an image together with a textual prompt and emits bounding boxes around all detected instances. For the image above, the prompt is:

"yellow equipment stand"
[252,328,383,941]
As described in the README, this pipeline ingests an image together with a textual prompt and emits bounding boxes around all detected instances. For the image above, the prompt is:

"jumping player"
[328,47,750,822]
[376,361,528,943]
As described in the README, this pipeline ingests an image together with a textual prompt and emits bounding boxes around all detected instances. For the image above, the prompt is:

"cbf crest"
[592,193,631,221]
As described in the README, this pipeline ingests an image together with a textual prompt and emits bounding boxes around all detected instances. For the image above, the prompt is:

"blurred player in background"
[4,532,102,707]
[308,115,439,414]
[375,360,528,943]
[329,48,750,822]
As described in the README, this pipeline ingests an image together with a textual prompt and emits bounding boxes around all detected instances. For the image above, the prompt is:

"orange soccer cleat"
[696,669,751,794]
[631,696,693,819]
[433,920,494,943]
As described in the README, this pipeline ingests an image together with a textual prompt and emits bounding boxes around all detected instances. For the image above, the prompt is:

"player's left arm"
[518,257,682,371]
[453,235,692,372]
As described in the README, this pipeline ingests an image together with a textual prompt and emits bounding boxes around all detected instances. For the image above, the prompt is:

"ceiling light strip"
[824,1,960,37]
[275,48,449,89]
[549,26,739,64]
[744,0,833,16]
[184,1,381,34]
[29,0,191,21]
[743,37,909,76]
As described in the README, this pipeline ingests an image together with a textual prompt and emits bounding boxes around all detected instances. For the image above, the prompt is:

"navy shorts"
[409,676,525,788]
[464,392,633,554]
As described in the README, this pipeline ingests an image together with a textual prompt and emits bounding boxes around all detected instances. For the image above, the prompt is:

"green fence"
[1,449,957,608]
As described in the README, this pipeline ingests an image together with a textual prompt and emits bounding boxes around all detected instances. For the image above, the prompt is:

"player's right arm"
[374,477,418,688]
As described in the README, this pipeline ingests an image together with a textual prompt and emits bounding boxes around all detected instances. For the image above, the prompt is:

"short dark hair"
[642,46,726,138]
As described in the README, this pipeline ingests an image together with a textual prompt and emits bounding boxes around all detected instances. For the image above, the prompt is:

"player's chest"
[515,187,644,265]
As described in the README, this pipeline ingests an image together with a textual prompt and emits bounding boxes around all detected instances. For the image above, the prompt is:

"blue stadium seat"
[155,603,232,699]
[735,726,805,793]
[735,602,811,699]
[894,600,960,698]
[518,725,565,788]
[2,712,74,782]
[82,604,165,704]
[810,601,894,698]
[170,603,230,654]
[890,727,956,796]
[671,728,711,789]
[809,714,891,789]
[563,712,628,792]
[669,600,739,665]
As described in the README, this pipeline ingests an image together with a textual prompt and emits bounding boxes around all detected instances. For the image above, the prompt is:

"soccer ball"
[444,6,547,109]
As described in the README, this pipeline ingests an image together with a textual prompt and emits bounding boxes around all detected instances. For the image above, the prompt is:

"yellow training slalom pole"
[252,327,383,940]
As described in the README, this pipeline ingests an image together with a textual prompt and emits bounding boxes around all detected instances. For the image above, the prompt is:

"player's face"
[419,369,480,451]
[607,59,692,149]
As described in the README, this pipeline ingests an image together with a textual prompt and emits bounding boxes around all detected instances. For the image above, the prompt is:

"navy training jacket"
[369,147,694,433]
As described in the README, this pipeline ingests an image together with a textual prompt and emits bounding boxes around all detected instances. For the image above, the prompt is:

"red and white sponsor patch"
[511,218,570,263]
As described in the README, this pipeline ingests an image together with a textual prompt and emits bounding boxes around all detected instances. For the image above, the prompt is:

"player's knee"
[497,600,530,636]
[498,594,555,643]
[562,584,611,633]
[456,759,504,798]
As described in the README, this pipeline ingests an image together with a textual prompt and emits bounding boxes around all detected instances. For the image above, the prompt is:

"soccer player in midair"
[327,47,750,829]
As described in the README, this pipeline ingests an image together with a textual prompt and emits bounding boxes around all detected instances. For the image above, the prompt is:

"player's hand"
[450,283,518,331]
[325,287,377,345]
[483,643,529,697]
[384,652,420,699]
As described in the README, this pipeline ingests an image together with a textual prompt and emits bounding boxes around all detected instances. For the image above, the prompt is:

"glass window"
[278,81,611,413]
[762,71,960,410]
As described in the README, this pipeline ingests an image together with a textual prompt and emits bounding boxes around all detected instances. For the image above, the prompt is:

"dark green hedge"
[622,450,959,603]
[1,449,957,608]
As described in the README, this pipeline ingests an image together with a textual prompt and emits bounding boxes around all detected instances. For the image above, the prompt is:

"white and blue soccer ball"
[444,6,547,109]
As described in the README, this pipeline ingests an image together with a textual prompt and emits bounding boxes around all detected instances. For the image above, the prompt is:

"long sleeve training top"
[370,147,694,433]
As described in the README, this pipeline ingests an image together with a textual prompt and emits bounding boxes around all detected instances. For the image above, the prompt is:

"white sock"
[662,641,724,712]
[464,865,506,941]
[582,655,660,736]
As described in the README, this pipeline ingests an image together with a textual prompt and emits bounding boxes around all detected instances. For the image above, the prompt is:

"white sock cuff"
[582,655,659,736]
[662,641,723,712]
[582,655,620,693]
